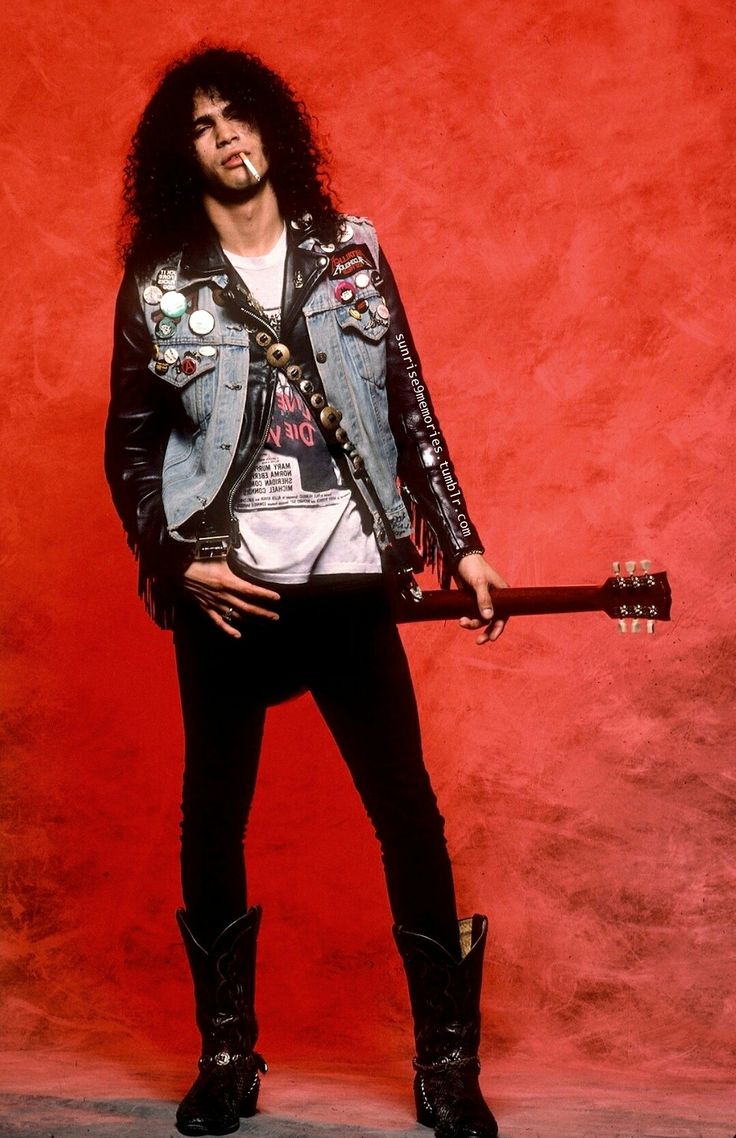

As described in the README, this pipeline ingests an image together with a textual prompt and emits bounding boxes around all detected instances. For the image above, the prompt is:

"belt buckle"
[193,535,230,560]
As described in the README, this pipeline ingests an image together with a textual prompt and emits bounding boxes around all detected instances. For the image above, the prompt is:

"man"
[105,46,507,1138]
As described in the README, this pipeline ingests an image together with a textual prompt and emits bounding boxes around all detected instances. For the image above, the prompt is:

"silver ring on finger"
[223,606,235,624]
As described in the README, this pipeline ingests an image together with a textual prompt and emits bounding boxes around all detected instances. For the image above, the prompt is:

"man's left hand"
[455,553,509,645]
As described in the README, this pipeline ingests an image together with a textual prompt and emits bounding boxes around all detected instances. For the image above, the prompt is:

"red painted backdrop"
[1,0,734,1092]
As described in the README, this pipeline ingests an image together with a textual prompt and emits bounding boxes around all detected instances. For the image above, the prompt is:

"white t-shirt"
[224,228,381,584]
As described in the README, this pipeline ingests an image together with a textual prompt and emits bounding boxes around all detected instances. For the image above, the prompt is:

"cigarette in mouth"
[240,153,261,182]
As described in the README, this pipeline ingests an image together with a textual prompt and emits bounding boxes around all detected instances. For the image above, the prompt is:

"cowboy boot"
[393,914,498,1138]
[175,907,267,1136]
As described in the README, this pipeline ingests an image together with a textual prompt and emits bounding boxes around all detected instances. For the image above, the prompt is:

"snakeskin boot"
[393,914,498,1138]
[175,907,267,1136]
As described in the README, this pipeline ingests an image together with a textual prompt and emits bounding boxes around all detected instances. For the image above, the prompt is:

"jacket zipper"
[224,295,280,530]
[226,371,277,528]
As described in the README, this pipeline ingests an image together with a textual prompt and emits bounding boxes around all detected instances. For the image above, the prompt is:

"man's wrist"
[454,548,485,566]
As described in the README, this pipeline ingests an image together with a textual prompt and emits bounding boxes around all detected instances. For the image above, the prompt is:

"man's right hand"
[181,560,280,639]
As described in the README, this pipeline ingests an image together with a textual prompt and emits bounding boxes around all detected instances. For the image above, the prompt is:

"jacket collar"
[179,222,229,281]
[281,226,334,336]
[178,215,332,304]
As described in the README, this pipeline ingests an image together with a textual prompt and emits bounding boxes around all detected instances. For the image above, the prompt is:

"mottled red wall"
[1,0,734,1083]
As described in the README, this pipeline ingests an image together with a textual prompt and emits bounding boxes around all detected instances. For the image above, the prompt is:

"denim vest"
[138,217,411,552]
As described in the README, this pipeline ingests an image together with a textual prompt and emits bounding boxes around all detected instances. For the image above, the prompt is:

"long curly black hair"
[121,46,342,270]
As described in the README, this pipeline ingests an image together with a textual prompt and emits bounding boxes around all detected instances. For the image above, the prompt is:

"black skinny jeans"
[172,582,460,955]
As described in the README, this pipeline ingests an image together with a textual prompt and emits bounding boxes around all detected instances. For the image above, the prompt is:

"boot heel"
[413,1073,435,1128]
[239,1052,267,1117]
[239,1073,260,1117]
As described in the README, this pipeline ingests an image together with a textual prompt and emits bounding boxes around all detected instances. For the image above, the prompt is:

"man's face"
[191,90,267,198]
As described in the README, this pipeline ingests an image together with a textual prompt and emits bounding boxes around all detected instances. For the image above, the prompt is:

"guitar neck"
[394,570,671,627]
[397,585,607,624]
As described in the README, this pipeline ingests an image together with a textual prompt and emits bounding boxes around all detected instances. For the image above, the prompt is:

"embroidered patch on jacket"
[328,244,377,279]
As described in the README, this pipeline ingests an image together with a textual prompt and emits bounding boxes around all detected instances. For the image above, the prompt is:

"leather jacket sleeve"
[379,249,485,574]
[104,269,194,596]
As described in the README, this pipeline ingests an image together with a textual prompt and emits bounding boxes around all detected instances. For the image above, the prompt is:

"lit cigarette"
[240,153,261,182]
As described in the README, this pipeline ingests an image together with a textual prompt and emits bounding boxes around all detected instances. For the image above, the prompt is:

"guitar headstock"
[601,560,672,633]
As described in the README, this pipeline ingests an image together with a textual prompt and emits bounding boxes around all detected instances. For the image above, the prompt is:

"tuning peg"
[646,620,655,635]
[640,560,651,572]
[625,560,636,574]
[612,561,621,575]
[631,619,642,633]
[618,619,627,633]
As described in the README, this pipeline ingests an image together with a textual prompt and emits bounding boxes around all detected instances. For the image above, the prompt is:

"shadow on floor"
[0,1094,421,1138]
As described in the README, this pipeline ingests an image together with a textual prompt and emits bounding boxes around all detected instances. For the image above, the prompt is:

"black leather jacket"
[105,217,485,627]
